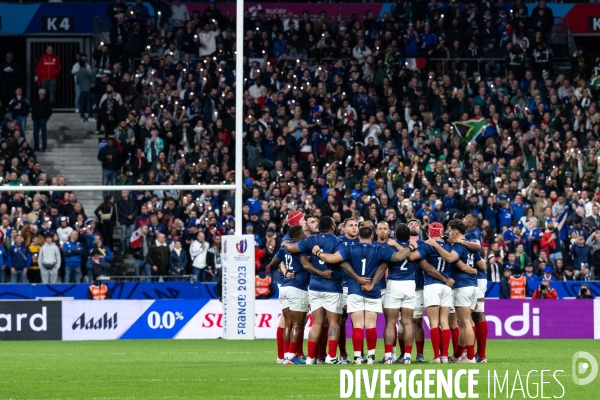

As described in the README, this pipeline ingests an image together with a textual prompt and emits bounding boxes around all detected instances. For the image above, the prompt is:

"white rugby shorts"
[279,286,309,313]
[413,289,424,318]
[347,294,383,314]
[476,279,487,299]
[309,290,343,314]
[453,286,478,309]
[424,284,453,308]
[383,280,416,310]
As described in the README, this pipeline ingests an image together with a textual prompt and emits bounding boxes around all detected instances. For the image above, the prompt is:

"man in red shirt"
[35,46,61,104]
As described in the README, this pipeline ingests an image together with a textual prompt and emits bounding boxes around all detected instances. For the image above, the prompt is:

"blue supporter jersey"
[339,243,395,299]
[297,233,343,293]
[464,228,486,280]
[386,239,424,281]
[338,235,359,288]
[451,243,477,288]
[275,243,310,291]
[416,241,453,286]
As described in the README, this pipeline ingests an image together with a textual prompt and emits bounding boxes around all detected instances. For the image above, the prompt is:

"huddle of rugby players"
[273,211,488,365]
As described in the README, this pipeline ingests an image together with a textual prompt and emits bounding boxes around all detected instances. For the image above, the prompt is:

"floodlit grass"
[0,339,599,399]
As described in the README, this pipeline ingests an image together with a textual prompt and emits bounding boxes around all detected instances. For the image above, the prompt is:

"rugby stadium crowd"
[0,0,598,288]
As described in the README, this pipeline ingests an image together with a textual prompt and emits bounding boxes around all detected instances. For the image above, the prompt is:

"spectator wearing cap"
[98,136,122,197]
[541,266,555,282]
[8,234,31,283]
[38,234,61,284]
[31,88,52,152]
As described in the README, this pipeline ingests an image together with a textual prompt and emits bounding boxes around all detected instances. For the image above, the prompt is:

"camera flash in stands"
[100,42,104,46]
[158,11,161,15]
[147,46,150,49]
[130,11,133,14]
[296,59,300,63]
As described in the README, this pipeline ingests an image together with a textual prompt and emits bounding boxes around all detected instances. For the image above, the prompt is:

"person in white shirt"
[352,39,372,64]
[57,217,73,245]
[198,21,221,57]
[190,231,210,282]
[170,0,190,28]
[38,234,62,284]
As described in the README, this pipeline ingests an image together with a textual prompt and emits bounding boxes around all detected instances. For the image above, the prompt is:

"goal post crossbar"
[0,185,236,192]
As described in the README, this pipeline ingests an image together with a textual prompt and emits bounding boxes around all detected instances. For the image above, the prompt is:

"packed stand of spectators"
[0,0,600,288]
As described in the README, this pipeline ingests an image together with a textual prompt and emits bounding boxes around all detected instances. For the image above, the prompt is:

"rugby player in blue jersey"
[425,219,478,363]
[283,216,344,364]
[462,214,489,363]
[314,225,413,364]
[415,222,456,364]
[336,218,359,364]
[407,219,427,363]
[270,226,310,365]
[274,212,307,363]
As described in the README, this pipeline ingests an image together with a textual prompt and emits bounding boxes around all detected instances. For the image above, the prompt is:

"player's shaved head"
[464,213,480,228]
[396,223,410,241]
[318,216,336,233]
[358,226,373,239]
[375,221,390,241]
[288,225,305,240]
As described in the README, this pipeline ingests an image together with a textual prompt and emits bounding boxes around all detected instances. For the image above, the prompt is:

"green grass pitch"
[0,339,598,399]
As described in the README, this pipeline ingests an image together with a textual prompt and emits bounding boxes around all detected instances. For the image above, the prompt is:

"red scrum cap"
[287,211,304,227]
[428,222,445,238]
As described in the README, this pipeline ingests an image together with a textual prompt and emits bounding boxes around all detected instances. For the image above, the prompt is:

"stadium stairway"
[25,113,135,276]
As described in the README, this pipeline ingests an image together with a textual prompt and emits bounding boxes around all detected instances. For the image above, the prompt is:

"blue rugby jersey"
[416,241,453,286]
[338,243,395,299]
[275,242,310,291]
[464,227,486,279]
[451,243,478,288]
[297,233,343,293]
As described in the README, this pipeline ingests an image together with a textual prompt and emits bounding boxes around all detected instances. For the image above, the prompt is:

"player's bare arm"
[340,261,370,286]
[425,238,458,263]
[418,260,454,287]
[282,240,301,254]
[279,261,294,280]
[361,262,388,292]
[312,245,344,264]
[461,239,482,253]
[476,259,487,272]
[455,260,477,274]
[300,255,332,279]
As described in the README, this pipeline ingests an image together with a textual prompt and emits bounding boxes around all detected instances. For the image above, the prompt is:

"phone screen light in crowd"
[160,105,163,108]
[100,42,104,46]
[147,46,150,49]
[130,11,133,14]
[194,35,197,38]
[312,166,315,169]
[157,11,161,15]
[296,59,300,63]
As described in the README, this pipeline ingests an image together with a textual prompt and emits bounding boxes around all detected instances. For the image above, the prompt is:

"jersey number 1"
[361,259,366,275]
